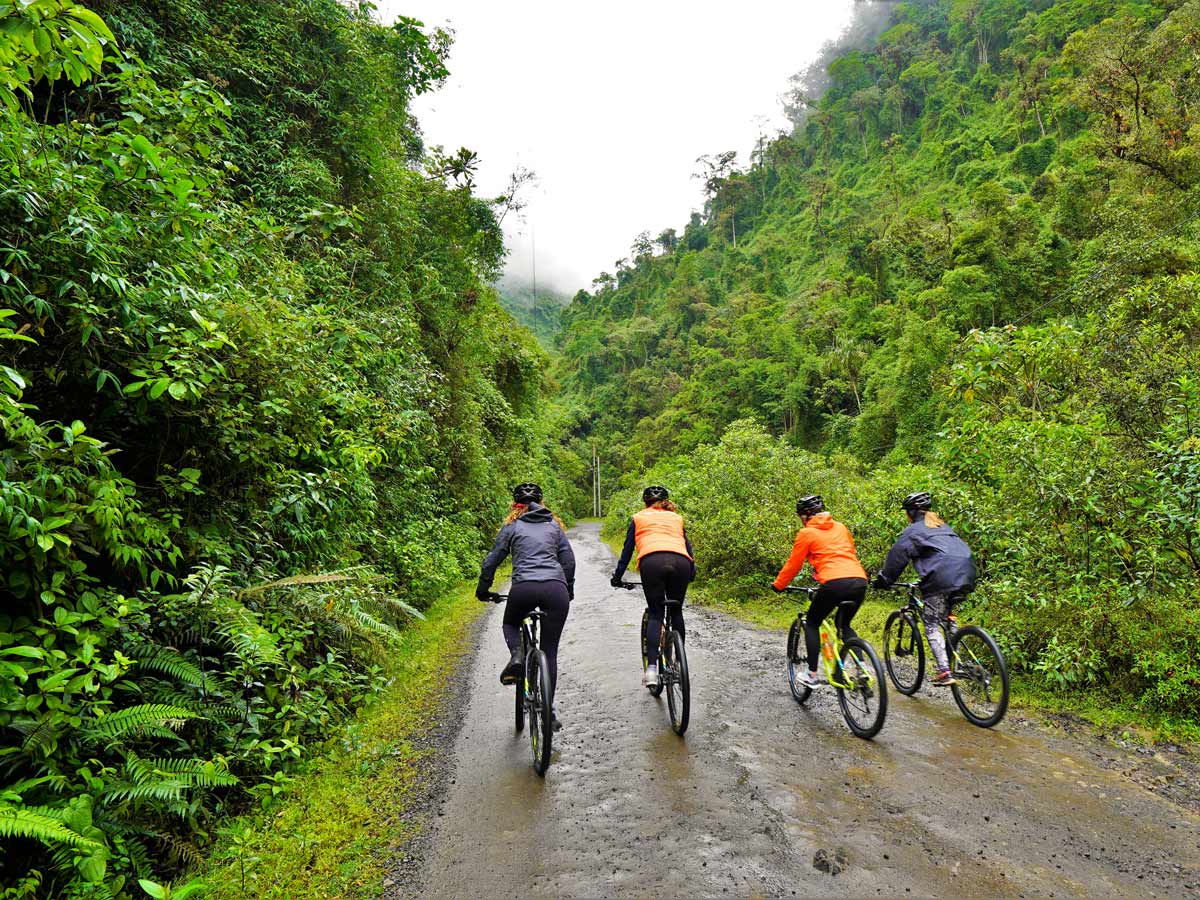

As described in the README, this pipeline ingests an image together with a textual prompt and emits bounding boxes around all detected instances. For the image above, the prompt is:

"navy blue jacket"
[877,520,977,597]
[477,503,575,597]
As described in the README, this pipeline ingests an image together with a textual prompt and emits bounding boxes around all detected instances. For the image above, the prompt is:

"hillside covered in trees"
[0,0,564,895]
[557,0,1200,736]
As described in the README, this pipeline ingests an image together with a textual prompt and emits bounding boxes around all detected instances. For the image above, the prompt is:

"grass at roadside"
[199,585,484,900]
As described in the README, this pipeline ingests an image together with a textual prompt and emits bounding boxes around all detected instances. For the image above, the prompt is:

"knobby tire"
[883,609,925,695]
[836,638,888,740]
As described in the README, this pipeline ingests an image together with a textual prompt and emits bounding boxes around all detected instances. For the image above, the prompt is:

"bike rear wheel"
[527,650,553,775]
[664,630,690,736]
[514,636,526,733]
[641,607,663,697]
[883,609,924,695]
[786,618,812,704]
[949,625,1009,728]
[836,638,888,740]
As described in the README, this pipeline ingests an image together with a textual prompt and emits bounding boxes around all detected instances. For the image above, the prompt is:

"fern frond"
[136,758,238,788]
[375,594,428,621]
[99,779,189,805]
[209,596,282,666]
[12,717,63,756]
[0,804,101,849]
[341,604,403,644]
[82,704,198,744]
[126,642,206,687]
[0,773,68,800]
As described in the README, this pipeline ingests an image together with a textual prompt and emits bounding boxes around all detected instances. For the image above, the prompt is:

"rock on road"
[410,522,1200,898]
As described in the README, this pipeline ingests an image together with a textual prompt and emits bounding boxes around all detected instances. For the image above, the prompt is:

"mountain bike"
[784,584,887,740]
[621,582,690,736]
[483,594,553,775]
[880,582,1009,728]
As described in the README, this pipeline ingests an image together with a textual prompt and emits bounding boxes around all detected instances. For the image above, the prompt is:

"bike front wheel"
[949,625,1009,728]
[883,609,924,695]
[786,618,811,704]
[836,638,888,740]
[664,630,690,736]
[641,607,663,697]
[527,650,553,775]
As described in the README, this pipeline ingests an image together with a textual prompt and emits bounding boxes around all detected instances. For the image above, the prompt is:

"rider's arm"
[772,529,812,590]
[875,531,915,587]
[684,526,696,579]
[477,526,512,597]
[557,528,576,599]
[612,518,636,581]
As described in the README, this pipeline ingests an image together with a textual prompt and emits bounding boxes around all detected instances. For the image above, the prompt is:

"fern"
[209,596,283,666]
[81,704,198,744]
[0,804,101,850]
[125,642,206,687]
[376,594,427,621]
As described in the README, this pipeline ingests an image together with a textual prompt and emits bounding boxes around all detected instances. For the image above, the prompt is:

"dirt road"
[408,522,1200,898]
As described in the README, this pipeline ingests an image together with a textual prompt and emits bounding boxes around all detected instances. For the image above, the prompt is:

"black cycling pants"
[804,577,867,671]
[502,580,570,704]
[639,551,691,666]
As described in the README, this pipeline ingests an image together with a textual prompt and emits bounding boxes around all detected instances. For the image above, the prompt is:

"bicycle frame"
[785,586,855,688]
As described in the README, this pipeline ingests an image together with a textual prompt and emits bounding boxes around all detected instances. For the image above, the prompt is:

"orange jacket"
[772,512,867,587]
[632,508,692,563]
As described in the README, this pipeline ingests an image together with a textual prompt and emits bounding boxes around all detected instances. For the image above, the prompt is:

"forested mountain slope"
[558,0,1200,730]
[0,1,560,895]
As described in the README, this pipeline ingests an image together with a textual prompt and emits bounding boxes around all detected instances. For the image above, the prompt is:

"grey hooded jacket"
[477,503,576,598]
[877,520,977,597]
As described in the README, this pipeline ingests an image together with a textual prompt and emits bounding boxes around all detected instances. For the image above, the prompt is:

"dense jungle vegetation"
[562,0,1200,737]
[0,0,571,895]
[4,0,1200,895]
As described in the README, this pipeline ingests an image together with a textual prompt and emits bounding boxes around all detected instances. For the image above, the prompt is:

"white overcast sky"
[376,1,861,295]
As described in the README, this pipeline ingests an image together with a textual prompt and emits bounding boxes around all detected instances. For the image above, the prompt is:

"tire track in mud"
[402,522,1200,899]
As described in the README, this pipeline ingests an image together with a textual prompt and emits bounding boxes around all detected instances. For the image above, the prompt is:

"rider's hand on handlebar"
[770,583,784,593]
[609,574,623,589]
[871,573,891,590]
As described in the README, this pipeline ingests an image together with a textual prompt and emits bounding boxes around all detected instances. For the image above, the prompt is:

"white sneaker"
[799,669,824,688]
[642,664,659,687]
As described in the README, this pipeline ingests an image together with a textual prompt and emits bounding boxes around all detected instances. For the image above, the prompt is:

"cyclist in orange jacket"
[610,485,695,687]
[771,495,868,688]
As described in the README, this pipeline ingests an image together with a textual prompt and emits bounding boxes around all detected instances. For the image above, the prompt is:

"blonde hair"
[645,498,678,512]
[503,502,567,531]
[924,511,946,528]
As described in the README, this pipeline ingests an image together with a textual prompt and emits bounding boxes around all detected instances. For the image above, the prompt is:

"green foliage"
[1,0,558,895]
[570,1,1200,732]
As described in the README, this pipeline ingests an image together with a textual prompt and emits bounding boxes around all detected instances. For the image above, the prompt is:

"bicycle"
[482,593,553,775]
[783,584,888,740]
[880,582,1009,728]
[620,581,690,736]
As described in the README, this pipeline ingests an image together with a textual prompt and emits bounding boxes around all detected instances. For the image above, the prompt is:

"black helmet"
[642,485,670,504]
[512,482,543,504]
[796,495,824,516]
[902,491,932,512]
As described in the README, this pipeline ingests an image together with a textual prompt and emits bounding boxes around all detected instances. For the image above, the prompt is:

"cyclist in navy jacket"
[873,492,977,686]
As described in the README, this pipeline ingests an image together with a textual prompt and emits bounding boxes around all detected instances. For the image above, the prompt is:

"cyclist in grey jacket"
[477,483,575,728]
[873,492,977,686]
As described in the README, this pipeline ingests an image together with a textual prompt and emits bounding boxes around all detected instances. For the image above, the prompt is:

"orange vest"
[633,508,691,565]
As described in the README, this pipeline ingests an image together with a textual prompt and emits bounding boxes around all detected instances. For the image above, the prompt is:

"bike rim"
[838,646,880,731]
[885,615,921,691]
[952,632,1003,720]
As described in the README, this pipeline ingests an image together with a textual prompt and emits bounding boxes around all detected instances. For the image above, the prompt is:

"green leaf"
[138,879,169,899]
[167,381,187,400]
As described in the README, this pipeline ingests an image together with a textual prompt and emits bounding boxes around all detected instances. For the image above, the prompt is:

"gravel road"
[406,522,1200,898]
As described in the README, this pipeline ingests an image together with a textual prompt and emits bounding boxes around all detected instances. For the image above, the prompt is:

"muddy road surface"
[407,522,1200,898]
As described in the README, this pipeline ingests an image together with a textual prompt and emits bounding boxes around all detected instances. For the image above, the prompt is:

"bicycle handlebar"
[619,581,641,590]
[479,592,507,603]
[782,584,819,595]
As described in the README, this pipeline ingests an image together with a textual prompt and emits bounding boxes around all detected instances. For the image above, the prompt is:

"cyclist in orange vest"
[610,485,695,687]
[771,495,868,688]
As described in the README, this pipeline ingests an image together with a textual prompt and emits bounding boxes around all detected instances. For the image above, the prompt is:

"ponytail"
[924,511,946,528]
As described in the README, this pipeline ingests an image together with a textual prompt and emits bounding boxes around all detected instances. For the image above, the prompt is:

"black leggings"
[804,577,867,671]
[502,580,570,704]
[639,551,692,665]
